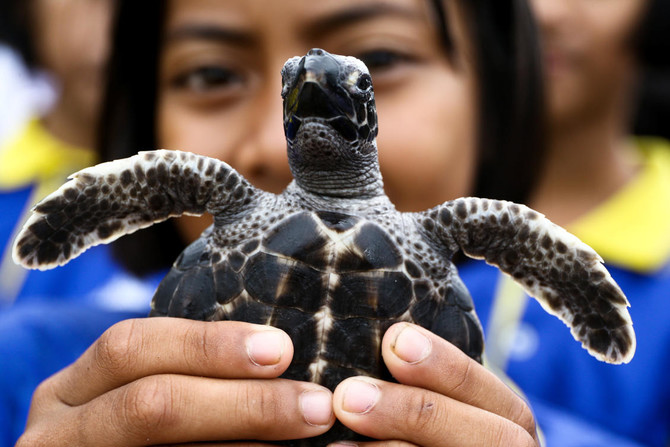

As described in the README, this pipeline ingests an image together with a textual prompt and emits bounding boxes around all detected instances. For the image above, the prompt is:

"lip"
[542,46,576,77]
[544,51,564,73]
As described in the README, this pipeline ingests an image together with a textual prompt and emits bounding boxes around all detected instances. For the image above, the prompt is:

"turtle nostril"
[308,48,325,56]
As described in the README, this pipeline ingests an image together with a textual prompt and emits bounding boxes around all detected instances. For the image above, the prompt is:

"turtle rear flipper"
[420,197,636,365]
[13,150,262,270]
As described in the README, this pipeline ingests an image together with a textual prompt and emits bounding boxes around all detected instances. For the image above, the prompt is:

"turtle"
[14,48,635,444]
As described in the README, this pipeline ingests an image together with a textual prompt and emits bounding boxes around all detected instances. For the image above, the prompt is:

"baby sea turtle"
[14,48,634,444]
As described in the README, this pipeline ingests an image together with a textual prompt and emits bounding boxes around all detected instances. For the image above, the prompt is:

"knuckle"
[379,442,418,447]
[118,375,179,437]
[15,431,46,447]
[27,375,69,415]
[184,321,221,365]
[514,402,538,439]
[234,381,282,429]
[446,355,474,395]
[30,376,57,405]
[94,319,144,375]
[403,390,441,433]
[492,418,537,447]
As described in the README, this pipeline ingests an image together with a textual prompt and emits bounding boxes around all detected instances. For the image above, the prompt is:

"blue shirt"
[0,303,147,445]
[459,139,670,446]
[0,119,119,308]
[461,261,670,446]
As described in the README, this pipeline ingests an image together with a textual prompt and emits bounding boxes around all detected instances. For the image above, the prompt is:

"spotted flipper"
[13,150,262,270]
[419,197,635,364]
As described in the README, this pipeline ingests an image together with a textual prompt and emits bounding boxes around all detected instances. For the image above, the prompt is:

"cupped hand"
[332,323,539,447]
[16,318,335,446]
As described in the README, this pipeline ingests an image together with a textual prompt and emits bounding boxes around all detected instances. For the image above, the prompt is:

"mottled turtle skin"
[14,49,635,445]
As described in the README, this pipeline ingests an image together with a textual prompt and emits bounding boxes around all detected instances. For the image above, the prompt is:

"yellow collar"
[0,118,95,190]
[0,119,97,304]
[567,138,670,272]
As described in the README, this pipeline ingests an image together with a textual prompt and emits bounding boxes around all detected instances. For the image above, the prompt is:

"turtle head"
[280,49,383,198]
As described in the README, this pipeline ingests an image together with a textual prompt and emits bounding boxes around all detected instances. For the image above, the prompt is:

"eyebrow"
[162,3,425,47]
[302,3,425,38]
[164,24,257,47]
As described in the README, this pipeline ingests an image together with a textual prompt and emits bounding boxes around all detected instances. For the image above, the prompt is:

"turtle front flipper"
[13,150,263,270]
[418,197,635,365]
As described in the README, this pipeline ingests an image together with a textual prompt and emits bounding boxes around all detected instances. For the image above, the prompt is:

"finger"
[381,323,537,439]
[44,318,293,408]
[25,376,334,446]
[328,441,417,447]
[115,443,279,447]
[333,377,536,447]
[158,443,280,447]
[152,442,287,446]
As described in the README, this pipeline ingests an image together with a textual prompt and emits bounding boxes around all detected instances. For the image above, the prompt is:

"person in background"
[461,0,670,445]
[0,0,130,309]
[7,0,550,445]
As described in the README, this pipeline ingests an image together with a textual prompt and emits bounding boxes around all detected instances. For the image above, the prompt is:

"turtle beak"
[284,49,355,124]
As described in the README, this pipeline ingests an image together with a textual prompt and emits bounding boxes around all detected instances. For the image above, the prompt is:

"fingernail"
[246,329,286,366]
[300,389,333,426]
[392,324,432,364]
[341,379,379,414]
[328,443,358,447]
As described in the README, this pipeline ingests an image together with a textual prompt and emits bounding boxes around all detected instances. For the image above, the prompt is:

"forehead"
[160,0,477,80]
[163,0,446,46]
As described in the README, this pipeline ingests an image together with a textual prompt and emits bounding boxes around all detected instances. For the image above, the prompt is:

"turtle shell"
[151,210,484,393]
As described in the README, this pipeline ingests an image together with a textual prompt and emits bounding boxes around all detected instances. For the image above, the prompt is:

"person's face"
[31,0,113,121]
[158,0,476,241]
[531,0,648,129]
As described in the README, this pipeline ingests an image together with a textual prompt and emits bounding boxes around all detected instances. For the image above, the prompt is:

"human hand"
[331,323,539,446]
[16,318,335,446]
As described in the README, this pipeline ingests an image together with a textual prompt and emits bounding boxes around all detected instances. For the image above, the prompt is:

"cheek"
[375,72,476,211]
[157,98,244,241]
[34,1,111,74]
[157,98,241,160]
[582,12,640,81]
[587,0,645,51]
[547,0,645,121]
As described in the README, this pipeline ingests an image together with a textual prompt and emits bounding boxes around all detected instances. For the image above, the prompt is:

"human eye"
[171,64,244,93]
[354,49,415,75]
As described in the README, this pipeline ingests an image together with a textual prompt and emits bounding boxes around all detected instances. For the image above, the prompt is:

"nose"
[235,71,293,194]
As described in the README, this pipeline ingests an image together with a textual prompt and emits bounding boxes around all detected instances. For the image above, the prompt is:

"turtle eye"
[356,74,372,92]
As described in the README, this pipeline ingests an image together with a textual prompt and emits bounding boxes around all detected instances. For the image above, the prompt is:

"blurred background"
[0,1,669,446]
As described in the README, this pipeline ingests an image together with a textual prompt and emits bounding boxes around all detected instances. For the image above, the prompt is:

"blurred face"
[531,0,648,129]
[31,0,113,123]
[158,0,477,240]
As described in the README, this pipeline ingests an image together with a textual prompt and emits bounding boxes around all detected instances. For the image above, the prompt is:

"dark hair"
[99,2,176,275]
[457,0,544,204]
[100,0,546,275]
[636,0,670,70]
[0,0,37,69]
[633,0,670,139]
